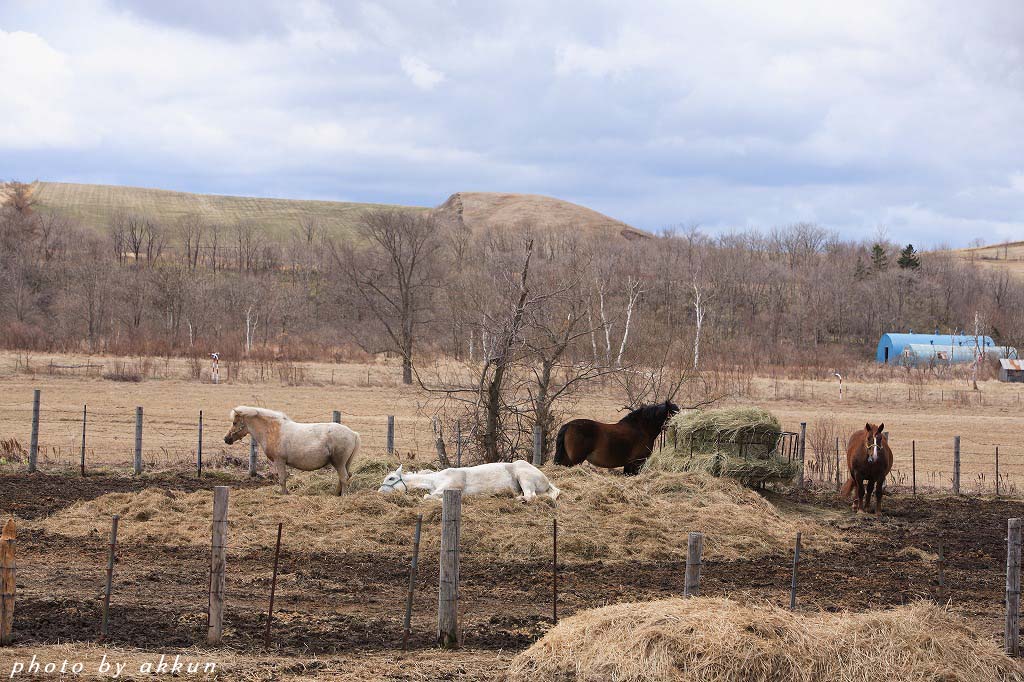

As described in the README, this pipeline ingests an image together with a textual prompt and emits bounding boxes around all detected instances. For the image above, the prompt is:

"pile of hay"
[647,407,797,485]
[508,598,1020,682]
[29,460,839,563]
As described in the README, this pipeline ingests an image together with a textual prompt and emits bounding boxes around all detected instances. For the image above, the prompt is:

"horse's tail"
[554,423,570,465]
[839,475,855,500]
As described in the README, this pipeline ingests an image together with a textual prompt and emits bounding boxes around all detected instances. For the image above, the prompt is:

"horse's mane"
[619,401,676,429]
[230,405,291,422]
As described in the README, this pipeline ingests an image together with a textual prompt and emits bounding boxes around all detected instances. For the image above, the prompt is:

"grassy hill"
[6,181,646,241]
[953,241,1024,278]
[26,181,412,238]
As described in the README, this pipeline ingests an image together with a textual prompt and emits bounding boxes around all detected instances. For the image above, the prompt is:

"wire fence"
[2,388,1024,499]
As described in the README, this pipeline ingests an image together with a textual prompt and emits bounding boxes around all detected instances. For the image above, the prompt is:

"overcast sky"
[2,1,1022,246]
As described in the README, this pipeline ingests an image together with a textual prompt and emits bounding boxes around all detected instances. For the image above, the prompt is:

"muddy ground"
[2,472,1021,679]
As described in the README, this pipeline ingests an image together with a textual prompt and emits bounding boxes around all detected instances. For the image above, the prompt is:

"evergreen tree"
[870,243,888,272]
[897,243,921,270]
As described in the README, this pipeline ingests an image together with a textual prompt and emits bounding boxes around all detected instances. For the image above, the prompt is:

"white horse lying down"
[224,406,360,495]
[378,461,561,503]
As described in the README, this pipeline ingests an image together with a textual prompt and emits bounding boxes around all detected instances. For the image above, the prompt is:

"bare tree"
[333,210,443,384]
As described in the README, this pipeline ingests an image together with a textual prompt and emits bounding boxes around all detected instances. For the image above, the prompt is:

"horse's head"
[864,422,886,463]
[224,409,251,444]
[378,465,408,494]
[664,401,680,421]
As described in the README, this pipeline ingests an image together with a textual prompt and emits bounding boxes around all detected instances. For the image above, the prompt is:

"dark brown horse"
[554,401,679,475]
[840,423,893,516]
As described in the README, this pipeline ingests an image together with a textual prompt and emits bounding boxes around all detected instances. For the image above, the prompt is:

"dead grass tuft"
[30,461,841,562]
[508,598,1022,682]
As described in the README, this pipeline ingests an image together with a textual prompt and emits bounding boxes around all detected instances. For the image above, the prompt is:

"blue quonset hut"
[876,333,995,364]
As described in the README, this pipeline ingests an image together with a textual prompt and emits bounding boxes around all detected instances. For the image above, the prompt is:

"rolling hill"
[4,181,646,241]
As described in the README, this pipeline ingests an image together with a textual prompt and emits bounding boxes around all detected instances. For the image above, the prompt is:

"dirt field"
[1,470,1020,679]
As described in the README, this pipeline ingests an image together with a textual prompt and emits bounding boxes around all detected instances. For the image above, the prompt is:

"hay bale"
[508,598,1021,682]
[648,407,796,485]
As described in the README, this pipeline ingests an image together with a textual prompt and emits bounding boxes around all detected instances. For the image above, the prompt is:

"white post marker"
[834,372,843,400]
[210,353,220,385]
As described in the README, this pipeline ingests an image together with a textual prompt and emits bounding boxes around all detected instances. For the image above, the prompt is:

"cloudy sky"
[2,0,1022,246]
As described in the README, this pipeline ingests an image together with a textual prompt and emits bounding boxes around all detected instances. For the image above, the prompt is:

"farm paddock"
[2,469,1022,680]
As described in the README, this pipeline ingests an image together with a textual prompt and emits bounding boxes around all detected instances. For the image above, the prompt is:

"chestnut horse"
[840,423,893,516]
[554,401,679,475]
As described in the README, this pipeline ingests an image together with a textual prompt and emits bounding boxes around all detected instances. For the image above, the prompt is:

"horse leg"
[855,478,866,512]
[623,457,646,476]
[519,479,537,503]
[864,479,876,513]
[275,458,290,495]
[332,458,350,496]
[874,478,884,517]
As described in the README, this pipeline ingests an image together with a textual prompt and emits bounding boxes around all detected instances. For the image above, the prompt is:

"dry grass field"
[1,351,1021,492]
[28,181,410,238]
[953,240,1024,279]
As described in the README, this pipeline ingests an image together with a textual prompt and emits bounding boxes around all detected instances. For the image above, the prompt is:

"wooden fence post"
[249,438,257,477]
[789,532,801,610]
[1006,518,1021,656]
[0,519,14,645]
[387,416,395,455]
[797,422,806,490]
[80,405,87,477]
[208,486,229,645]
[532,424,543,466]
[402,514,423,650]
[264,522,283,648]
[684,532,704,597]
[133,406,143,475]
[552,518,559,624]
[953,436,960,495]
[197,410,203,479]
[100,514,119,640]
[437,489,461,649]
[28,389,39,473]
[332,410,341,424]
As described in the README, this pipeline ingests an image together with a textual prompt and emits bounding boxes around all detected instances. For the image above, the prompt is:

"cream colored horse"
[224,406,360,495]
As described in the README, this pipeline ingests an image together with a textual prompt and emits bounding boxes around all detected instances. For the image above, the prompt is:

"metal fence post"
[953,436,960,495]
[197,410,203,479]
[332,410,341,424]
[133,406,143,475]
[28,389,40,473]
[249,438,258,477]
[80,405,87,477]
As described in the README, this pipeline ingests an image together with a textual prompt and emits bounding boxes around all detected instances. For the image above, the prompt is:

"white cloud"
[400,55,445,91]
[0,30,80,148]
[0,0,1021,245]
